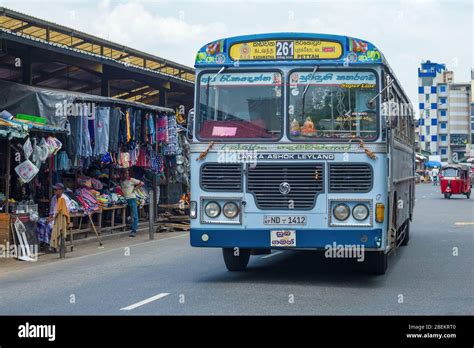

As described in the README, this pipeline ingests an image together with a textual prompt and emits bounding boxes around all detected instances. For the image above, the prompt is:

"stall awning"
[0,118,28,138]
[10,119,67,134]
[415,153,427,161]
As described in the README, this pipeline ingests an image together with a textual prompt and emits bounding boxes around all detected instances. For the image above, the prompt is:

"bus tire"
[366,251,388,275]
[401,220,410,246]
[444,193,451,199]
[222,248,250,271]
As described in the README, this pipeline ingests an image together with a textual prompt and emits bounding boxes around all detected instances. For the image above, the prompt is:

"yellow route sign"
[229,39,343,61]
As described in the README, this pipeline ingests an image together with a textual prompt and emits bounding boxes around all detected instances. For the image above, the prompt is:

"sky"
[2,0,473,113]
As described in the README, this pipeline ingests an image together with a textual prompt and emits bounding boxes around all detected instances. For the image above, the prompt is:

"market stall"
[0,80,190,259]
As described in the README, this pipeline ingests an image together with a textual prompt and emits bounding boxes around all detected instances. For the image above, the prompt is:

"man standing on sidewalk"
[120,169,144,237]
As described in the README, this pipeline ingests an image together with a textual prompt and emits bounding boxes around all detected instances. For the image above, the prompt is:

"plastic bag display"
[14,160,39,183]
[23,138,33,159]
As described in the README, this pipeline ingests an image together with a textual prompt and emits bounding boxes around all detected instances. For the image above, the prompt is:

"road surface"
[0,183,472,315]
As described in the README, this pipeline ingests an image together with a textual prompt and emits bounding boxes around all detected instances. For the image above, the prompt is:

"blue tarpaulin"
[425,161,442,168]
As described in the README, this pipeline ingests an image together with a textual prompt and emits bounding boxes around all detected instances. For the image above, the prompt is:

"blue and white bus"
[189,33,415,274]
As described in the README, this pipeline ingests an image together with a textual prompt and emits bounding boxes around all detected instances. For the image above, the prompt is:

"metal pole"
[5,139,11,211]
[149,175,155,240]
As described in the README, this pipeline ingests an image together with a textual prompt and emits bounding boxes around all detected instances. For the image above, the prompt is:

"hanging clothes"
[136,147,150,168]
[125,109,131,143]
[163,114,178,156]
[94,106,110,156]
[109,107,121,153]
[129,108,136,142]
[66,116,80,157]
[141,113,148,143]
[148,113,156,144]
[135,109,142,143]
[79,104,93,157]
[56,151,71,171]
[157,114,168,143]
[50,196,70,249]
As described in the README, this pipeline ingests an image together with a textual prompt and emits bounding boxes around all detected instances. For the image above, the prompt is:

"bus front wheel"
[366,251,388,275]
[222,248,250,271]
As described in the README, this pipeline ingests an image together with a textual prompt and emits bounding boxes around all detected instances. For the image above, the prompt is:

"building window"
[431,103,437,109]
[441,149,447,155]
[420,135,425,141]
[431,135,437,142]
[431,119,437,126]
[440,85,446,92]
[431,86,437,93]
[440,98,446,104]
[441,123,447,129]
[441,135,447,141]
[419,102,425,110]
[418,86,424,94]
[426,126,430,135]
[440,110,446,117]
[419,118,424,126]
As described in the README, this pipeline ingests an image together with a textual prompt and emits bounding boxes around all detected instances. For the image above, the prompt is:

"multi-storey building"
[417,60,446,157]
[470,69,474,158]
[417,61,472,163]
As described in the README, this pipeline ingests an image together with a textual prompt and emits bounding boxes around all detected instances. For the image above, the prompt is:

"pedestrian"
[120,169,144,237]
[35,183,73,250]
[432,167,439,186]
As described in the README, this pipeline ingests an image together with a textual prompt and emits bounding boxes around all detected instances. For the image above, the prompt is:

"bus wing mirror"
[187,108,195,142]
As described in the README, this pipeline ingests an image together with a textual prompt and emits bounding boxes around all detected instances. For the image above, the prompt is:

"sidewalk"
[0,230,187,276]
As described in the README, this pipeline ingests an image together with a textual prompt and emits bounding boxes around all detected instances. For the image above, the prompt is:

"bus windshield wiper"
[205,66,226,118]
[301,65,319,119]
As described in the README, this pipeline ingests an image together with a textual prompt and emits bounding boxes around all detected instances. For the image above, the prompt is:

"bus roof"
[195,33,386,68]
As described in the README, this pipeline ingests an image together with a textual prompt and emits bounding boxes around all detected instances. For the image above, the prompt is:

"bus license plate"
[271,230,296,247]
[264,215,307,225]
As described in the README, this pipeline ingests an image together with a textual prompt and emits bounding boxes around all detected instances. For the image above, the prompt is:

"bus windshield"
[288,70,378,140]
[197,71,282,140]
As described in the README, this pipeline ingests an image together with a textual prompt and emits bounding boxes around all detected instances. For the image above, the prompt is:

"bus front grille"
[247,164,324,210]
[329,164,373,192]
[200,163,243,192]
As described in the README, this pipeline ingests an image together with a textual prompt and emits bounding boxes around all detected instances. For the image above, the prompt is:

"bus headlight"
[204,201,221,218]
[352,204,369,221]
[223,202,239,218]
[333,203,350,221]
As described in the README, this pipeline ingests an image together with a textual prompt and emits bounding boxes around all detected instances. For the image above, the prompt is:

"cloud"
[91,1,228,64]
[0,0,471,111]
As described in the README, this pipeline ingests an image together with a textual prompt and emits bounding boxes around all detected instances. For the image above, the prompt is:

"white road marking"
[120,293,170,311]
[454,222,474,226]
[261,251,283,259]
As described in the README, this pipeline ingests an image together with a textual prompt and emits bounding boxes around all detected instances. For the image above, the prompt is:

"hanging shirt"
[125,110,131,143]
[50,193,73,217]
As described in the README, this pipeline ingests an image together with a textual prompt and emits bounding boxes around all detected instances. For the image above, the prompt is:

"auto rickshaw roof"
[441,164,470,171]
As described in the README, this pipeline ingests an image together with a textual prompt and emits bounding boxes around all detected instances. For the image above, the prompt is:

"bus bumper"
[190,228,383,249]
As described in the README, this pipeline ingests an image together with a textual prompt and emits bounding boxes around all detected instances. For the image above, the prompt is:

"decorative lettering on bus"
[229,39,343,61]
[256,153,335,160]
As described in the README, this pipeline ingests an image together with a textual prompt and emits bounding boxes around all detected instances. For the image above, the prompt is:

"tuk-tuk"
[440,165,472,199]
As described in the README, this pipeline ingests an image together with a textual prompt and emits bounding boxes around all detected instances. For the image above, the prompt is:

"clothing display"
[109,107,121,153]
[94,106,110,156]
[3,97,184,254]
[163,115,178,155]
